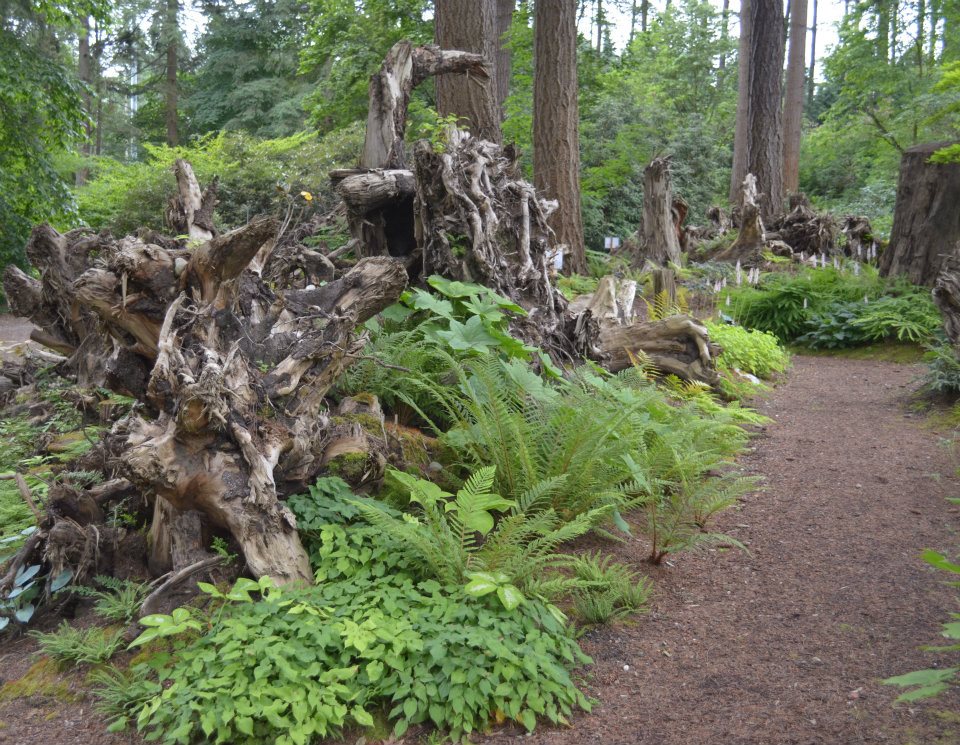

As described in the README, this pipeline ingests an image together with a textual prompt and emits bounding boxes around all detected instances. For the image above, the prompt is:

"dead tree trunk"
[361,41,490,170]
[934,255,960,351]
[716,174,766,265]
[634,157,682,267]
[166,159,218,241]
[4,215,408,585]
[880,142,960,286]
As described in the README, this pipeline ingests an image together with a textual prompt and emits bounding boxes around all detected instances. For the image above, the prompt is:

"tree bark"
[637,157,682,267]
[163,0,179,147]
[807,0,818,104]
[166,159,217,242]
[495,0,514,115]
[361,41,490,169]
[783,0,808,195]
[76,16,92,186]
[879,142,960,286]
[717,174,766,265]
[435,0,502,143]
[534,0,587,274]
[729,0,786,220]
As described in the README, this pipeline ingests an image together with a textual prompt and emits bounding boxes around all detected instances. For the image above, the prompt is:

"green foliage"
[796,302,873,349]
[285,476,360,530]
[72,575,150,624]
[128,565,591,743]
[300,0,432,131]
[922,340,960,395]
[90,664,163,734]
[885,544,960,702]
[705,322,789,379]
[29,622,124,666]
[0,1,101,268]
[187,0,318,138]
[570,552,652,624]
[798,294,940,350]
[74,125,364,234]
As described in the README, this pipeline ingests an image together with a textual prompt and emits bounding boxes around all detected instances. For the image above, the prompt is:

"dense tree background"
[3,0,960,271]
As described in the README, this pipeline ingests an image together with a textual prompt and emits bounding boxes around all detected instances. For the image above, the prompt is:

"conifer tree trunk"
[729,0,786,220]
[495,0,514,115]
[77,16,92,186]
[435,0,502,143]
[807,0,818,103]
[534,0,587,274]
[164,0,179,147]
[783,0,808,195]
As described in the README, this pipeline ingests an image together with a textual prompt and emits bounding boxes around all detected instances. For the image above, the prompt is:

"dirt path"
[488,355,960,745]
[3,355,960,744]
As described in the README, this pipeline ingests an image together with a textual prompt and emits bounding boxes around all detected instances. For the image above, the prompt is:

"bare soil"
[2,354,960,744]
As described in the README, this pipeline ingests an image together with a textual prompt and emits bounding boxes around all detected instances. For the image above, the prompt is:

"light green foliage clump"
[75,125,363,235]
[30,622,125,667]
[121,554,591,743]
[705,321,789,379]
[72,575,151,624]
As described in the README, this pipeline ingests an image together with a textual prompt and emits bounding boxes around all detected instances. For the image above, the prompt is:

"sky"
[581,0,847,76]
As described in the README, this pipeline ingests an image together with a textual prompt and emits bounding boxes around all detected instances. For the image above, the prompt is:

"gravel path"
[488,356,960,745]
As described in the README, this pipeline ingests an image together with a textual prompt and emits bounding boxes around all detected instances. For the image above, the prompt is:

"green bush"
[73,125,364,235]
[705,321,789,379]
[922,340,960,395]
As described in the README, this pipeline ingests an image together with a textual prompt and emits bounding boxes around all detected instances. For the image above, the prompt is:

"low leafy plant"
[569,552,652,624]
[795,301,872,349]
[72,575,150,624]
[705,321,789,379]
[922,340,960,394]
[127,566,591,742]
[89,664,164,733]
[884,547,960,701]
[30,622,125,666]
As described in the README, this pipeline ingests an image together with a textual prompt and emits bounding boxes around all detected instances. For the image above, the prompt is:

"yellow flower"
[300,191,313,202]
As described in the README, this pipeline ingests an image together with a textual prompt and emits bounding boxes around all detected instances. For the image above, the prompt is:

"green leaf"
[464,575,498,597]
[520,709,537,732]
[408,289,456,320]
[13,564,40,587]
[923,549,960,575]
[49,569,72,593]
[14,604,35,623]
[497,584,525,611]
[365,660,384,682]
[436,316,500,353]
[352,706,374,728]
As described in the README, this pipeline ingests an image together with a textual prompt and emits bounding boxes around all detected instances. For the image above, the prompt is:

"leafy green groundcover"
[113,516,590,744]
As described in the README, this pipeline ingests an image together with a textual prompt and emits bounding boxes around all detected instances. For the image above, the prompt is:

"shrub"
[705,321,789,379]
[72,575,150,624]
[922,340,960,394]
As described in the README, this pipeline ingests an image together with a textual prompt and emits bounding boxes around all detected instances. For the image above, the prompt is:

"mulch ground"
[3,354,960,744]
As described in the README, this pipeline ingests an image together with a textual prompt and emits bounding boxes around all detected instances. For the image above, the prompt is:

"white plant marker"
[736,259,742,286]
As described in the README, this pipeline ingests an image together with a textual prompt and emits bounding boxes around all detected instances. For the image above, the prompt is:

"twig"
[138,556,225,618]
[0,473,43,523]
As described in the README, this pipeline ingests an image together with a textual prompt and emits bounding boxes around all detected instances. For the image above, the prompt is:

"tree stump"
[631,157,682,267]
[715,174,765,265]
[880,142,960,286]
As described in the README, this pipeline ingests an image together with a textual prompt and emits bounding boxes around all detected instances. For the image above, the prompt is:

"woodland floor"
[2,352,960,744]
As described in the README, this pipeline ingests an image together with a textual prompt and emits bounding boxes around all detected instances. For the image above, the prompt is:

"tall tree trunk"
[641,0,649,32]
[783,0,808,194]
[729,0,786,220]
[495,0,514,116]
[719,0,730,71]
[930,0,941,62]
[596,0,604,53]
[891,0,898,61]
[630,0,638,44]
[435,0,502,143]
[164,0,179,147]
[534,0,587,274]
[880,142,960,286]
[76,16,92,186]
[807,0,818,104]
[876,1,890,61]
[918,0,927,76]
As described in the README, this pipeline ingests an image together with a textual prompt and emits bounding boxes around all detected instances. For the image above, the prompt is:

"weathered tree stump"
[716,173,765,265]
[628,157,682,268]
[880,142,960,285]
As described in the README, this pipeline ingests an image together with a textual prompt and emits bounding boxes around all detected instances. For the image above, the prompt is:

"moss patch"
[0,657,81,704]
